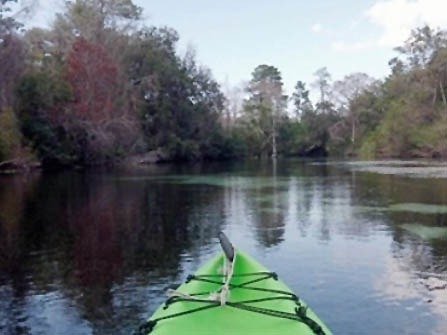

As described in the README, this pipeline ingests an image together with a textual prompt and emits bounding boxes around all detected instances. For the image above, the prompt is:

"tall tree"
[395,25,447,68]
[51,0,142,59]
[221,79,245,131]
[244,65,287,158]
[429,48,447,109]
[312,67,332,113]
[54,0,142,39]
[62,37,138,161]
[126,30,225,160]
[292,80,313,118]
[394,25,447,111]
[0,0,23,34]
[65,37,118,123]
[331,73,376,144]
[0,0,26,109]
[388,57,405,76]
[0,33,24,109]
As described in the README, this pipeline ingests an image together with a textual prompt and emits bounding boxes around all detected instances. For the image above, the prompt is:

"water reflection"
[0,171,225,334]
[0,160,446,334]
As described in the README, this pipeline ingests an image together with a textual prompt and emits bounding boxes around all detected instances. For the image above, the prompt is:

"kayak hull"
[147,251,332,335]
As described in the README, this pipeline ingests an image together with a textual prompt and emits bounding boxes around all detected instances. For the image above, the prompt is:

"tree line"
[1,0,227,167]
[214,24,447,160]
[1,0,447,169]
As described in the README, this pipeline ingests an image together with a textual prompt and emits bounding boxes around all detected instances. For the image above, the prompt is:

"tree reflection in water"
[0,160,446,334]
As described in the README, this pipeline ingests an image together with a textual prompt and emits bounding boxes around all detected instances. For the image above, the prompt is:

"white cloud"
[311,23,322,33]
[332,0,447,52]
[367,0,447,47]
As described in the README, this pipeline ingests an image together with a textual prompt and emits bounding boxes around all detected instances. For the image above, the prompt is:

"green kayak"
[138,233,332,335]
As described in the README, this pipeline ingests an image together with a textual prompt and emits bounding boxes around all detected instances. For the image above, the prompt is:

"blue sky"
[135,0,393,93]
[26,0,447,96]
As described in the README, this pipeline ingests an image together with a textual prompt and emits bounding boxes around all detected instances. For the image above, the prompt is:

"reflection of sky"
[2,161,447,334]
[375,256,447,335]
[0,287,90,334]
[213,165,447,334]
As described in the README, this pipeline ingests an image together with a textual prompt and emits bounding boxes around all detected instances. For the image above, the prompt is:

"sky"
[22,0,447,96]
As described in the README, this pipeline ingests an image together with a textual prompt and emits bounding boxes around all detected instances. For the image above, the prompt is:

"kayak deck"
[144,251,332,335]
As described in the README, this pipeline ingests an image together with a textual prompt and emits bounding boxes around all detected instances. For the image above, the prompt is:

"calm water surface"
[0,160,446,334]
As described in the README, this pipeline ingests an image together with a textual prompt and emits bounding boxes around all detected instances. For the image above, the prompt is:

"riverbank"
[0,159,41,175]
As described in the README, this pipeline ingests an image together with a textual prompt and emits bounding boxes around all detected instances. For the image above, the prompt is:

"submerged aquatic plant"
[119,175,292,189]
[389,203,447,214]
[400,223,447,240]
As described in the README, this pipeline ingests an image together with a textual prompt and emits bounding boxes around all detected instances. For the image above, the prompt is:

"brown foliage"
[61,37,140,158]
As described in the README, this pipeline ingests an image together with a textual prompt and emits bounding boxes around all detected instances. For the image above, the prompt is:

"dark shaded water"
[0,160,446,335]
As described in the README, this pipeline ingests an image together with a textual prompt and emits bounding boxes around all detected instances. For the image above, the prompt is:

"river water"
[0,160,446,334]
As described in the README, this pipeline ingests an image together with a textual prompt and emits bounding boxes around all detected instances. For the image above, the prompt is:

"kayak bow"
[138,233,332,335]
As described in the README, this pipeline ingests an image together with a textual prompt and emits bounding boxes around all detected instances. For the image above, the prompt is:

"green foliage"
[395,25,447,68]
[224,130,250,159]
[15,72,71,120]
[292,81,312,117]
[358,132,378,159]
[239,64,287,158]
[127,28,226,161]
[7,0,230,166]
[330,25,447,159]
[277,119,307,156]
[7,2,447,168]
[410,115,447,157]
[15,72,78,166]
[250,64,282,83]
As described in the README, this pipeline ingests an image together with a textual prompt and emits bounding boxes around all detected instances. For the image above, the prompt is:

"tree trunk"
[432,86,438,107]
[272,112,277,159]
[440,80,447,108]
[321,89,325,113]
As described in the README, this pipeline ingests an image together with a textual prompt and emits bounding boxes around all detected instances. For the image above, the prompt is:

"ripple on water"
[2,160,447,335]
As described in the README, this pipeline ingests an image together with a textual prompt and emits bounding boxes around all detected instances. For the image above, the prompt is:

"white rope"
[220,252,236,305]
[166,251,237,306]
[166,289,220,302]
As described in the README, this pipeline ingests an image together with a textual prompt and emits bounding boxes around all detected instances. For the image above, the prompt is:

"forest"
[2,0,447,169]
